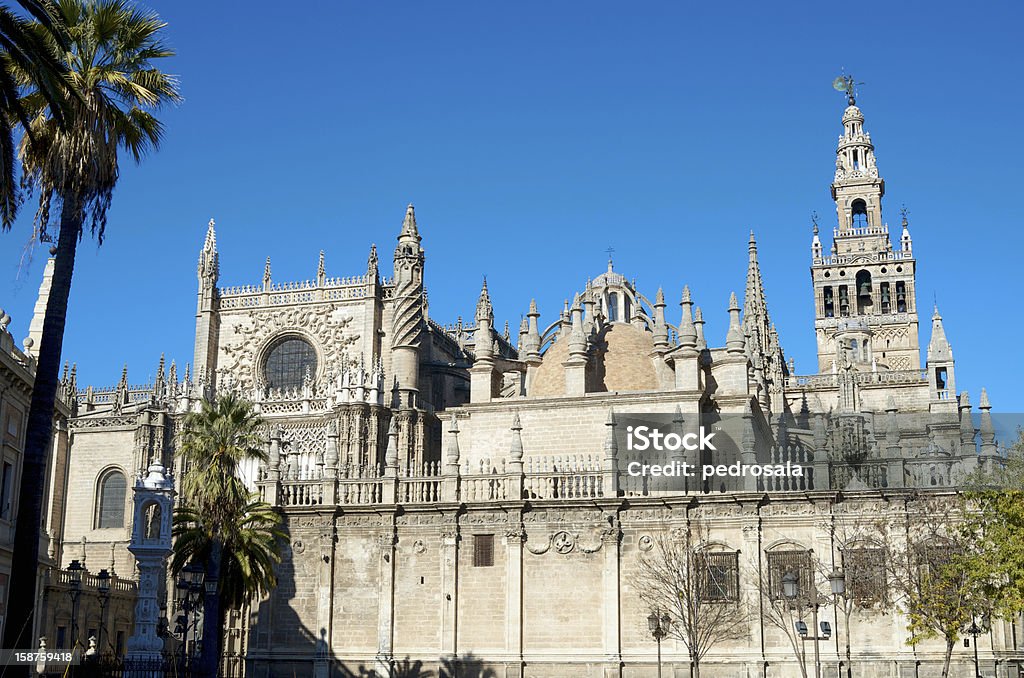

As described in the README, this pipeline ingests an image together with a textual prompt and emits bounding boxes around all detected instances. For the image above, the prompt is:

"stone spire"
[725,292,745,355]
[811,214,822,259]
[509,411,524,464]
[367,243,379,279]
[391,204,426,408]
[678,285,697,350]
[743,231,771,355]
[524,299,542,361]
[567,293,587,358]
[400,203,420,241]
[927,305,953,363]
[652,287,669,350]
[317,250,326,285]
[475,278,495,360]
[900,208,913,253]
[197,218,219,285]
[693,307,706,350]
[262,257,272,290]
[979,388,997,457]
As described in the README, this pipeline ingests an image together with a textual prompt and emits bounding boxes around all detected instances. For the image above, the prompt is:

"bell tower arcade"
[810,92,920,374]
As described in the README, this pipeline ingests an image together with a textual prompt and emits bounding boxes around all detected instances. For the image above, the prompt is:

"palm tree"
[0,0,179,657]
[0,0,71,225]
[171,500,285,641]
[175,394,277,675]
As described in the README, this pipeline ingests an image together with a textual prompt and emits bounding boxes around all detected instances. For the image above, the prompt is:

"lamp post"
[782,570,832,678]
[826,568,851,678]
[647,611,671,678]
[963,616,989,678]
[65,559,84,652]
[174,562,205,672]
[95,569,111,654]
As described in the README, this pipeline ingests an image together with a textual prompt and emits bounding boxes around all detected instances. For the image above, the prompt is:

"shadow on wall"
[339,653,496,678]
[246,518,496,678]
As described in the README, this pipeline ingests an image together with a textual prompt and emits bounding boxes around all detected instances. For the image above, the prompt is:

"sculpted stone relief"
[220,305,361,390]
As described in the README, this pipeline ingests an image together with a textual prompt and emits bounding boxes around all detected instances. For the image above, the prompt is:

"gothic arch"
[94,466,128,530]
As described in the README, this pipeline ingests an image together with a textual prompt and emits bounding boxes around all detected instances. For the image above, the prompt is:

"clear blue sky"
[1,1,1022,412]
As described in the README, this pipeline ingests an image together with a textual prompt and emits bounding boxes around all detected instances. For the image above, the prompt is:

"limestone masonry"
[17,95,1018,677]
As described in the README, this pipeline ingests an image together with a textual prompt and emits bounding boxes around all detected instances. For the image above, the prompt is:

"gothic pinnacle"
[694,306,706,350]
[400,203,420,239]
[476,277,493,324]
[679,286,697,349]
[317,250,325,281]
[263,257,272,287]
[726,292,745,355]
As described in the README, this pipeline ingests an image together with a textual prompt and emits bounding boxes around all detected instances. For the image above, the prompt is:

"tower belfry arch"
[810,87,921,374]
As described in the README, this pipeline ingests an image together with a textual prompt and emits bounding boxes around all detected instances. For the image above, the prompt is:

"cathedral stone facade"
[39,97,1021,677]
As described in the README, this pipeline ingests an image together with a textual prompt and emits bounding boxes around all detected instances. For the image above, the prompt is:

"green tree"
[1,0,178,657]
[877,496,989,678]
[0,0,70,225]
[962,430,1024,618]
[174,394,279,675]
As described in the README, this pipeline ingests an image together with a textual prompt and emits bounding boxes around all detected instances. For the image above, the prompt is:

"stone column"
[375,527,397,676]
[504,525,525,678]
[439,521,459,659]
[601,514,622,678]
[314,522,336,678]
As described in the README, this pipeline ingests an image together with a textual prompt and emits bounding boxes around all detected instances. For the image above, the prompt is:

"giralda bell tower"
[810,83,921,374]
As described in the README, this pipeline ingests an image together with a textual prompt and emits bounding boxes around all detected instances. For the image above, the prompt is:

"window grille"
[473,534,494,567]
[264,337,317,391]
[766,549,812,601]
[845,547,887,605]
[697,551,740,602]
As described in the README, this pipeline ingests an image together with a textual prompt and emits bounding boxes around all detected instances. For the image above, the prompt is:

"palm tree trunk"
[200,537,224,677]
[1,201,81,668]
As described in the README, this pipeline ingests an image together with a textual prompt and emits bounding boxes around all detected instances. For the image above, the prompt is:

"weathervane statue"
[832,73,862,105]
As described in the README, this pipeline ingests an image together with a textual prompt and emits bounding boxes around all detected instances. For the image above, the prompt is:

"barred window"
[766,549,812,601]
[96,470,126,529]
[844,547,887,605]
[473,534,494,567]
[264,337,317,391]
[697,551,740,602]
[915,541,958,583]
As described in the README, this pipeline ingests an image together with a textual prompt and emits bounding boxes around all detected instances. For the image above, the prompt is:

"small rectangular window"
[473,534,494,567]
[1,461,13,520]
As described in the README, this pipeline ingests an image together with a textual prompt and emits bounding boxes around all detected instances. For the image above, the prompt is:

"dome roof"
[531,322,658,397]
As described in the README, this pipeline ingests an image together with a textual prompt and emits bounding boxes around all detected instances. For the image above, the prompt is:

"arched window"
[143,502,162,539]
[607,293,619,322]
[264,336,317,390]
[96,470,126,529]
[851,200,868,228]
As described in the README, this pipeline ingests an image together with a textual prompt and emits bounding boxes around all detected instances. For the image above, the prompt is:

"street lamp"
[647,611,671,678]
[963,616,988,678]
[96,569,111,653]
[65,560,85,651]
[782,570,831,678]
[827,568,853,678]
[174,563,205,671]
